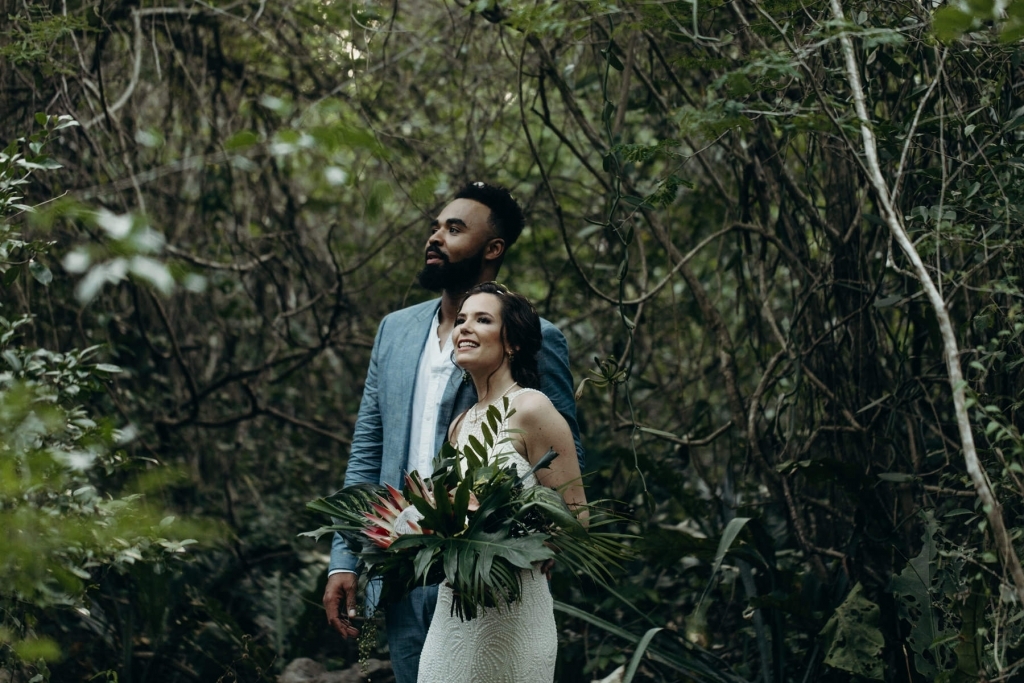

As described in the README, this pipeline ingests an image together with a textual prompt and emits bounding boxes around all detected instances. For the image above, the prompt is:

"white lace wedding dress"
[416,388,557,683]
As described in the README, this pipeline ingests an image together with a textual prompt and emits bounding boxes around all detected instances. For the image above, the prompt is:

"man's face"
[417,198,498,292]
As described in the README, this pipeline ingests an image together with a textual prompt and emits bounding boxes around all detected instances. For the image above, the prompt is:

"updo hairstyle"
[457,282,542,389]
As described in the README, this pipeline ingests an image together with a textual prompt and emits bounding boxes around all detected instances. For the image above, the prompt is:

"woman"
[416,282,586,683]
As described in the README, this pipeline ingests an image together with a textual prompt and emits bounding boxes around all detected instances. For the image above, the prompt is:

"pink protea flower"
[386,483,410,508]
[404,472,435,506]
[362,482,428,549]
[363,523,395,549]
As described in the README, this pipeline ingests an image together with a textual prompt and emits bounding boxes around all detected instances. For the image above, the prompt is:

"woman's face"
[453,293,507,372]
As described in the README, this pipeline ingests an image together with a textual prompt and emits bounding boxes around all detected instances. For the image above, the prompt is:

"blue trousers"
[385,584,439,683]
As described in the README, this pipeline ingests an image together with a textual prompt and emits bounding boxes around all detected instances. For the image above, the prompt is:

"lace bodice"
[453,387,540,486]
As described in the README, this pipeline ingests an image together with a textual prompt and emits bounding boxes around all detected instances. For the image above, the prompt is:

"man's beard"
[417,246,487,293]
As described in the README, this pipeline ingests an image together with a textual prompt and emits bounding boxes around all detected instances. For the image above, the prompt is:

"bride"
[416,282,587,683]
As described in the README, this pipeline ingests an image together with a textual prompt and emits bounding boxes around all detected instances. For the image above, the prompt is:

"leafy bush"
[1,118,211,681]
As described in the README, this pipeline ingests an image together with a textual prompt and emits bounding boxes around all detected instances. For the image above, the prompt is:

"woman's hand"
[538,559,555,579]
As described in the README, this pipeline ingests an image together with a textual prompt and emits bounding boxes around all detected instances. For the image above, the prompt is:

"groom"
[323,182,583,683]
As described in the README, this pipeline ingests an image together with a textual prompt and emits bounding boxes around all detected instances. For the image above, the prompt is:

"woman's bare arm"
[508,392,587,511]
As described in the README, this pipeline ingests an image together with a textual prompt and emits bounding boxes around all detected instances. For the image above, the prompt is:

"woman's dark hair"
[456,282,542,389]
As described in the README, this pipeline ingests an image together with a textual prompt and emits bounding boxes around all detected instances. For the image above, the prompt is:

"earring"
[507,351,515,362]
[462,370,470,382]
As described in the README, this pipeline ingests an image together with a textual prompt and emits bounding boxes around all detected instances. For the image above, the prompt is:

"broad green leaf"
[409,486,446,532]
[28,260,52,286]
[3,265,21,287]
[432,473,454,527]
[12,636,61,663]
[414,545,440,583]
[602,101,615,125]
[462,439,482,470]
[622,627,664,683]
[467,434,487,461]
[932,7,975,42]
[451,473,473,523]
[516,484,580,531]
[480,420,494,449]
[225,130,259,150]
[443,544,459,583]
[819,583,885,680]
[878,472,915,482]
[696,517,751,609]
[601,45,624,71]
[873,294,902,308]
[889,514,953,677]
[709,517,750,582]
[522,447,558,481]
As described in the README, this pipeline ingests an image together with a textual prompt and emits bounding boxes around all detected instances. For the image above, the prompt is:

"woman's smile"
[452,293,506,370]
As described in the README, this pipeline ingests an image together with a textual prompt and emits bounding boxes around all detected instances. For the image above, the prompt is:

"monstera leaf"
[440,530,555,620]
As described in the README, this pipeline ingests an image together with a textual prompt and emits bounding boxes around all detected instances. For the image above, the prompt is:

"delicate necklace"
[468,382,518,421]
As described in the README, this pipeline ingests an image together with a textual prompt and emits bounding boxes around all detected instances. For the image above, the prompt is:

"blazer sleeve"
[329,317,388,573]
[538,320,585,470]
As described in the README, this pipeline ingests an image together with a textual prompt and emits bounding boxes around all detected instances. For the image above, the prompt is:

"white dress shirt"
[406,310,457,477]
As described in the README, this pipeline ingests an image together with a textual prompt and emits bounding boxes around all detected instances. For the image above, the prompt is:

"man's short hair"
[454,182,526,249]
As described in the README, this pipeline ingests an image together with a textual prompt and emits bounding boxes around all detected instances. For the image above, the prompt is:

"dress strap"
[499,387,542,427]
[506,387,541,402]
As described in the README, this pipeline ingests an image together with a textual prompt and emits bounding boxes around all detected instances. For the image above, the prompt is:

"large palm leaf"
[302,482,387,552]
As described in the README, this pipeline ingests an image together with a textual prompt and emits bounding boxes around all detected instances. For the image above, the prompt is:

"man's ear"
[484,238,505,263]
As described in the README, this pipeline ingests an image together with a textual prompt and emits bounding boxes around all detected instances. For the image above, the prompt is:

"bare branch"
[828,0,1024,604]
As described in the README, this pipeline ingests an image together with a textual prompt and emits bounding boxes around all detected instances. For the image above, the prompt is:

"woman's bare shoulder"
[448,410,469,442]
[510,389,558,423]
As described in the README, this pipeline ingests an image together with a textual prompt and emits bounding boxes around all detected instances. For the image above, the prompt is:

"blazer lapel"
[434,368,476,455]
[382,300,441,487]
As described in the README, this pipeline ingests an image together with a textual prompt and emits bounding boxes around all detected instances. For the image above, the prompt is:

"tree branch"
[828,0,1024,604]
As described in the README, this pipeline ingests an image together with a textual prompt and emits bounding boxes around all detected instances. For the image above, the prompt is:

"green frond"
[305,483,388,550]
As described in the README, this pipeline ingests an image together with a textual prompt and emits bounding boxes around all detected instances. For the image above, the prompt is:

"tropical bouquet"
[303,401,631,621]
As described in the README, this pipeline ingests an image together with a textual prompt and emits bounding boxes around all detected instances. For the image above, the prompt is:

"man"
[322,182,583,683]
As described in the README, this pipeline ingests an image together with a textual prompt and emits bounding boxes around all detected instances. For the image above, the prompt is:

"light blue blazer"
[329,298,583,573]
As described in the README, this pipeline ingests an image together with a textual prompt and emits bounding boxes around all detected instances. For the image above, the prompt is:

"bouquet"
[303,402,630,620]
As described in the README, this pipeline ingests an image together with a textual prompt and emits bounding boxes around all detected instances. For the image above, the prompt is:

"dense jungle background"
[4,0,1024,681]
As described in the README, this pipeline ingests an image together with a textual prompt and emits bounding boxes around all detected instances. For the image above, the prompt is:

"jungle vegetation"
[3,0,1024,681]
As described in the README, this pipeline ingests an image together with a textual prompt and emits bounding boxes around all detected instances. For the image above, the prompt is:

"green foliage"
[0,117,217,679]
[308,404,630,622]
[890,515,954,677]
[933,0,1024,42]
[0,346,211,670]
[5,0,1024,680]
[0,114,75,293]
[0,9,90,74]
[819,584,885,680]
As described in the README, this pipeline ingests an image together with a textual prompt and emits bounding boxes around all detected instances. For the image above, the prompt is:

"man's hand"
[323,572,360,639]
